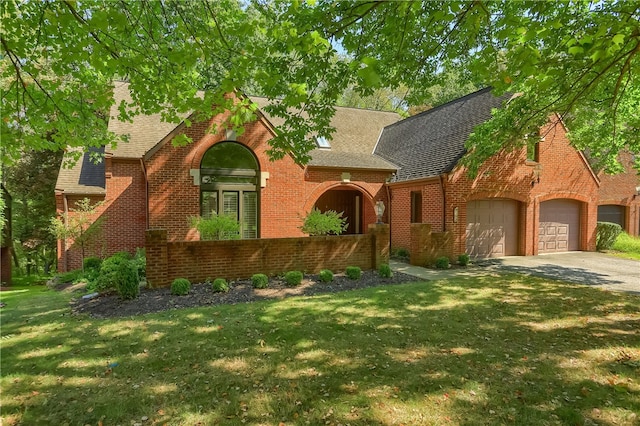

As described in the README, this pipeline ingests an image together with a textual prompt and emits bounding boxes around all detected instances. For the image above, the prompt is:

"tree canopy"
[2,0,639,172]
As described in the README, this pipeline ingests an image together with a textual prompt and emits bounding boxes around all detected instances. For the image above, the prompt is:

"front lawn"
[1,274,639,425]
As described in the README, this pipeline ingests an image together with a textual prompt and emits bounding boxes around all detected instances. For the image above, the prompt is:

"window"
[526,135,540,162]
[316,136,331,149]
[200,142,259,239]
[411,191,422,223]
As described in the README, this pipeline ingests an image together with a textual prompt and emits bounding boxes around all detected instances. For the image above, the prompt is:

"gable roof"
[55,147,106,195]
[56,84,401,193]
[246,98,400,170]
[374,87,512,182]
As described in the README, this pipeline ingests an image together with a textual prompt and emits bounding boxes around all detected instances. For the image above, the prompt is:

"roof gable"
[374,87,511,181]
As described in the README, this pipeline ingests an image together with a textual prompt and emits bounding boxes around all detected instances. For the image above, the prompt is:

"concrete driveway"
[479,252,640,294]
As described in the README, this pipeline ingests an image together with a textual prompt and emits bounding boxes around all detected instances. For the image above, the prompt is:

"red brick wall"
[146,224,390,287]
[389,116,599,256]
[146,109,392,241]
[598,151,640,236]
[56,159,147,272]
[388,179,442,250]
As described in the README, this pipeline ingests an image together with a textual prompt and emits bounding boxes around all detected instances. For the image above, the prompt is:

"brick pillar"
[410,223,432,266]
[368,224,390,269]
[145,229,168,288]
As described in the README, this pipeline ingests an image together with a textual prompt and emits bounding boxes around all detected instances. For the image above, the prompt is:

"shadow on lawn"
[1,275,639,425]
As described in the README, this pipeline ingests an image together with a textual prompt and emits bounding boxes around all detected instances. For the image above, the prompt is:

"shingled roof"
[56,84,400,193]
[374,87,512,182]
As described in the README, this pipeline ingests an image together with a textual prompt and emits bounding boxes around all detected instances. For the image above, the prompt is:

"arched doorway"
[314,188,364,234]
[200,142,259,239]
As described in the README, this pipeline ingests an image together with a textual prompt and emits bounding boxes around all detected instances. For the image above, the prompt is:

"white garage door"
[539,199,580,253]
[466,199,519,258]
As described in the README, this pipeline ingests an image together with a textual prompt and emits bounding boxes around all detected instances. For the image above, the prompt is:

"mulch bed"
[70,270,419,319]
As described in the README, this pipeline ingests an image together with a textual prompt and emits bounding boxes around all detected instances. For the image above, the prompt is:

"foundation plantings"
[171,278,191,296]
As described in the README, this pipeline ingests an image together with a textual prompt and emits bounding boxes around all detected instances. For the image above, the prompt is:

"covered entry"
[314,188,364,234]
[466,199,519,258]
[539,199,580,253]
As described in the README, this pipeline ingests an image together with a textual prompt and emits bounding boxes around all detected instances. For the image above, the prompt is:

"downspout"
[385,180,392,246]
[62,193,69,272]
[140,158,149,229]
[439,174,446,232]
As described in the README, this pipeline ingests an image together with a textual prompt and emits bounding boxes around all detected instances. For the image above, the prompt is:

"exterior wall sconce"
[375,200,385,224]
[531,163,544,187]
[341,172,351,183]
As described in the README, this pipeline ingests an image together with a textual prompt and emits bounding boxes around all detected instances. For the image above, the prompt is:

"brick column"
[368,223,390,269]
[410,223,432,266]
[145,229,168,288]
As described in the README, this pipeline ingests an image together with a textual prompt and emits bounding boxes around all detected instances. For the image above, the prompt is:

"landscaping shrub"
[435,256,450,269]
[132,248,146,278]
[458,253,470,266]
[91,253,132,292]
[345,266,362,280]
[318,269,334,282]
[284,271,303,286]
[596,221,623,251]
[190,214,240,240]
[115,261,140,300]
[392,248,410,260]
[212,278,229,293]
[300,208,347,236]
[251,274,269,289]
[378,263,393,278]
[83,256,102,272]
[56,269,84,284]
[171,278,191,295]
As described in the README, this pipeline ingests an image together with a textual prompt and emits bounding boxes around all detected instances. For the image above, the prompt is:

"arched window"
[200,142,259,238]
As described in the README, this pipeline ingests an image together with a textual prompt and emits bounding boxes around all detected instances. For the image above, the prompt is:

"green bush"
[318,269,333,282]
[392,248,410,260]
[132,248,146,278]
[345,266,362,280]
[435,256,450,269]
[190,214,240,240]
[92,254,131,292]
[212,278,229,293]
[171,278,191,295]
[596,221,623,251]
[251,274,269,289]
[300,208,347,236]
[284,271,303,286]
[378,263,393,278]
[83,256,102,272]
[458,253,470,266]
[115,261,140,300]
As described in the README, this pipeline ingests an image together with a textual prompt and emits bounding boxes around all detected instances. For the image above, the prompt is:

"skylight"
[316,136,331,149]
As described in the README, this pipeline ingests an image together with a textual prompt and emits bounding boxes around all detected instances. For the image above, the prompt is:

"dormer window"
[316,136,331,149]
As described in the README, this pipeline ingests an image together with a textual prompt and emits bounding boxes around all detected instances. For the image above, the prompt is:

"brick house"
[374,88,600,258]
[55,82,399,271]
[55,85,635,271]
[597,150,640,236]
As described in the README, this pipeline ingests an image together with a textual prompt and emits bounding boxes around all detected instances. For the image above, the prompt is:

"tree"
[50,198,104,271]
[4,149,63,275]
[2,0,638,174]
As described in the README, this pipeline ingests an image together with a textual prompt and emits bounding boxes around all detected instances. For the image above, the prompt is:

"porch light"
[375,200,385,224]
[531,163,543,187]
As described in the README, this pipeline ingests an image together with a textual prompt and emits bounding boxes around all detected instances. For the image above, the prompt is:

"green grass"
[611,232,640,260]
[1,275,639,425]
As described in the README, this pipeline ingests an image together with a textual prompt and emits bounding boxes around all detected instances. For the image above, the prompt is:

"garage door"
[539,199,580,253]
[466,199,519,258]
[598,205,625,229]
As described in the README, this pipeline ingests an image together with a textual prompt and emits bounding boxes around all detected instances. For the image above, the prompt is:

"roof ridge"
[246,94,401,115]
[381,86,495,131]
